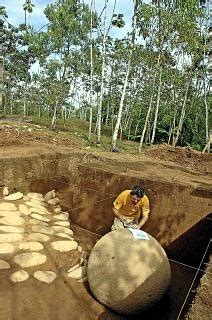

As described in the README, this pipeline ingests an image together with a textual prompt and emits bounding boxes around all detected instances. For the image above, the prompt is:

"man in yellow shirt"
[111,186,150,231]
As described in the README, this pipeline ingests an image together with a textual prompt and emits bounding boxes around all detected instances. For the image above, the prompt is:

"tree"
[23,0,35,26]
[111,0,138,150]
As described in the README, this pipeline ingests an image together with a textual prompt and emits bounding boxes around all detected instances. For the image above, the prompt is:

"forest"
[0,0,210,152]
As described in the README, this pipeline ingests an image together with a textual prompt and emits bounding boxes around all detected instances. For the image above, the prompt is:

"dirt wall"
[1,150,211,248]
[0,150,103,194]
[64,163,212,247]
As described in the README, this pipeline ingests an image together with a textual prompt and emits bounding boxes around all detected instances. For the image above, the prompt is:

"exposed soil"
[0,121,211,176]
[145,144,211,174]
[186,258,212,320]
[0,123,81,148]
[0,120,211,320]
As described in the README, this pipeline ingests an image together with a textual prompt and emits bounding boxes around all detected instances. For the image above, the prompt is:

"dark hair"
[130,186,145,198]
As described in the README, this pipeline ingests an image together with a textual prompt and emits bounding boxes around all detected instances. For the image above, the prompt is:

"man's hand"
[138,212,149,229]
[120,216,129,223]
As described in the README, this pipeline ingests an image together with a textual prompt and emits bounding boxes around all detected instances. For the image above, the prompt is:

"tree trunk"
[128,119,133,140]
[23,78,27,117]
[150,67,162,144]
[139,52,161,152]
[105,100,110,126]
[38,105,41,118]
[51,103,58,130]
[204,82,210,153]
[111,0,137,150]
[88,0,94,141]
[172,79,190,147]
[96,0,109,145]
[0,23,3,110]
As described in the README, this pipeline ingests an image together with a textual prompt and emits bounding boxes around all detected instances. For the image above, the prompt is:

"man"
[111,186,150,231]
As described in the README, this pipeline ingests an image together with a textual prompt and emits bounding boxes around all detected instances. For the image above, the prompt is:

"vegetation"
[0,0,210,152]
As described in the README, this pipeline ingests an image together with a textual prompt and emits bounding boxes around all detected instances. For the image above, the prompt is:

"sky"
[1,0,134,38]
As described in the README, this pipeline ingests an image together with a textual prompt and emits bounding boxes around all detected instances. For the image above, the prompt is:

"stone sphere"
[87,229,171,315]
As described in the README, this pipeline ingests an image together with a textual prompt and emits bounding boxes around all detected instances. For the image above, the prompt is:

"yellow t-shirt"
[113,190,150,221]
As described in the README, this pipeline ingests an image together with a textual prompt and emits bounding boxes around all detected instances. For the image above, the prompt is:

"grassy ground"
[0,113,142,154]
[31,115,143,154]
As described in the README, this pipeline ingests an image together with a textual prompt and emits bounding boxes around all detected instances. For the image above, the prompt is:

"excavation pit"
[0,150,211,320]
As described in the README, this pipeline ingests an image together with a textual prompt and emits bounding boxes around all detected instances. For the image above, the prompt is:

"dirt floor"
[186,257,212,320]
[0,120,211,319]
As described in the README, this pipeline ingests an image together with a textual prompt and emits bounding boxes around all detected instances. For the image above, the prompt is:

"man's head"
[130,186,145,204]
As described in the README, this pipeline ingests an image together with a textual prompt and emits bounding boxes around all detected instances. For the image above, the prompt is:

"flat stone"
[77,246,83,253]
[10,270,29,283]
[32,225,54,235]
[55,233,73,240]
[80,257,84,265]
[34,271,57,284]
[25,201,38,207]
[53,221,70,227]
[27,192,44,201]
[4,192,23,201]
[30,214,50,222]
[67,266,87,280]
[25,202,49,213]
[0,216,25,226]
[53,207,61,214]
[28,219,49,227]
[47,198,60,206]
[30,207,50,215]
[19,204,31,216]
[67,263,80,273]
[0,233,23,243]
[19,242,44,251]
[51,226,73,236]
[0,226,24,233]
[51,240,78,252]
[0,243,15,254]
[0,203,17,211]
[44,190,56,202]
[0,211,22,218]
[53,213,69,221]
[3,187,9,196]
[0,260,10,269]
[28,233,49,242]
[78,276,88,283]
[14,252,47,268]
[30,198,48,207]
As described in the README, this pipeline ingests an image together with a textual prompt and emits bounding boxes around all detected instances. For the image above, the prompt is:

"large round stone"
[87,229,171,315]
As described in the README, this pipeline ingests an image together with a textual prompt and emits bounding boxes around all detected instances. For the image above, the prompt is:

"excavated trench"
[0,150,211,320]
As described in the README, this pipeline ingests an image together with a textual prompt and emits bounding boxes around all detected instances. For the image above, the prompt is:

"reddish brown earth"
[0,121,211,320]
[0,122,211,174]
[186,258,212,320]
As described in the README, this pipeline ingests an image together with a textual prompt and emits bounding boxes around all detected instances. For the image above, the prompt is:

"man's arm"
[138,211,149,229]
[112,206,125,221]
[138,196,150,229]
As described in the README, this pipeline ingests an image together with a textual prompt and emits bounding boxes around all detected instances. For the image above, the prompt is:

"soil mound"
[145,144,211,174]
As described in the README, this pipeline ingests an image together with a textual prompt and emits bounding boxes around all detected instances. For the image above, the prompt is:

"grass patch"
[1,114,142,154]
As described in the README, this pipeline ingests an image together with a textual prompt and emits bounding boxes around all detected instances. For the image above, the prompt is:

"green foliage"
[2,0,209,151]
